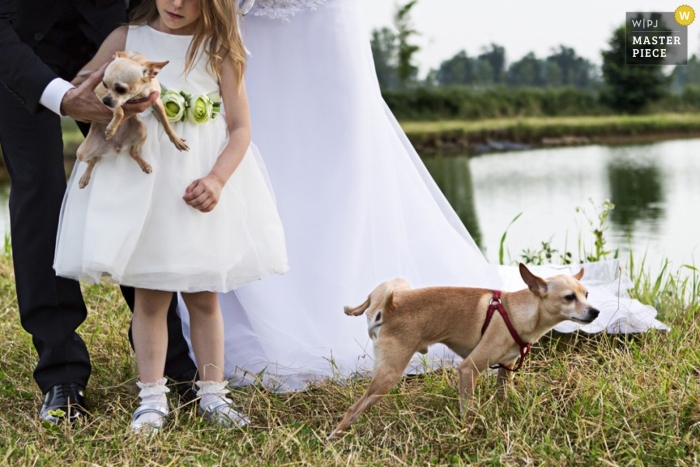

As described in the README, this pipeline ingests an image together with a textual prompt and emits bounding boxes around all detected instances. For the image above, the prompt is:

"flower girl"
[54,0,287,432]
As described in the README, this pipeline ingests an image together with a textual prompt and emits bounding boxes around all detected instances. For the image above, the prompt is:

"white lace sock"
[131,378,170,431]
[195,380,249,426]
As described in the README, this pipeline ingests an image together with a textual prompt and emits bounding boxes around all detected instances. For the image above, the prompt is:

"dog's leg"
[151,99,189,151]
[105,107,124,140]
[456,345,496,421]
[78,157,100,189]
[496,360,517,400]
[129,141,152,174]
[329,339,413,439]
[76,125,100,162]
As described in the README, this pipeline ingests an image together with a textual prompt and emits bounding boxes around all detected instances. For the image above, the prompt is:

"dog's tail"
[344,279,410,317]
[344,296,371,316]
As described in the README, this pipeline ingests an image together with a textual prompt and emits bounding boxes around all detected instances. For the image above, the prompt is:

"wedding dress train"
[178,0,667,391]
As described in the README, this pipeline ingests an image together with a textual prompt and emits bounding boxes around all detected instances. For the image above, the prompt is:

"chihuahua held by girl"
[54,0,288,433]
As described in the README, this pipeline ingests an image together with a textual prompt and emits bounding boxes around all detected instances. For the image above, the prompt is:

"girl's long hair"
[130,0,246,86]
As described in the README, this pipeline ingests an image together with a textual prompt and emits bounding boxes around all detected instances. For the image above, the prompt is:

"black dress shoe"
[39,383,88,424]
[169,369,198,404]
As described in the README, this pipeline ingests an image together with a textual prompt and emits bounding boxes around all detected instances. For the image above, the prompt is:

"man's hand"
[61,63,159,124]
[60,64,112,123]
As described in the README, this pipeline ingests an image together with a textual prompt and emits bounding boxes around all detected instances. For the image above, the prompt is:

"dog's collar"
[481,290,532,372]
[125,96,151,104]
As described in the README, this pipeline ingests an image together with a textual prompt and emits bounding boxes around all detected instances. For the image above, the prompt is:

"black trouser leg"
[121,287,198,381]
[0,89,90,394]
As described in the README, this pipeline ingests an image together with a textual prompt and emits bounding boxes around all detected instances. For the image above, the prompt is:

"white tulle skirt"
[54,113,288,293]
[177,0,666,391]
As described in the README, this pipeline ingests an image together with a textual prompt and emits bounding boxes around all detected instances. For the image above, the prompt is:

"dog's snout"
[582,307,600,323]
[102,96,114,107]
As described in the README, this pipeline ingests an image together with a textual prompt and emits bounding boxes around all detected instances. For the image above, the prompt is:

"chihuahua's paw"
[141,164,153,174]
[171,137,189,152]
[78,176,90,189]
[105,128,117,140]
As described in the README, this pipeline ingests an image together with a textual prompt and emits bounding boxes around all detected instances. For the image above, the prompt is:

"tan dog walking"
[329,263,600,439]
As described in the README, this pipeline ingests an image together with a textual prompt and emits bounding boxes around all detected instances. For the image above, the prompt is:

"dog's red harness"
[481,290,532,372]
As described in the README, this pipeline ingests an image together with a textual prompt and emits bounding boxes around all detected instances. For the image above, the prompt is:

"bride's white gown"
[178,0,667,391]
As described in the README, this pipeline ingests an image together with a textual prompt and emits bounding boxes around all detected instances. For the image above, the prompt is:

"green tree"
[435,45,504,86]
[507,52,547,87]
[601,23,668,113]
[546,45,598,88]
[436,50,474,85]
[477,43,506,84]
[394,0,420,88]
[669,54,700,91]
[473,59,495,85]
[370,27,399,89]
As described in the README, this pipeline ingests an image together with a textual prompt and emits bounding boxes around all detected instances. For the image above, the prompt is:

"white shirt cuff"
[39,78,75,116]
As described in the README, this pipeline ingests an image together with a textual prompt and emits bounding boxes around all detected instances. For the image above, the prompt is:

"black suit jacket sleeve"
[0,1,60,114]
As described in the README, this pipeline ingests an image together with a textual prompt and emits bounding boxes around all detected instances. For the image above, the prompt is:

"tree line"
[375,3,700,117]
[373,36,600,91]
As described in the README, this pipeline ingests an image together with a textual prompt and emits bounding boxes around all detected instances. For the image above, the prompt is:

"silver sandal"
[196,381,250,427]
[198,399,250,427]
[131,402,169,434]
[131,378,170,434]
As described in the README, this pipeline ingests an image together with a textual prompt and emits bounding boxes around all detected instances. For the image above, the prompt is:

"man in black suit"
[0,0,197,423]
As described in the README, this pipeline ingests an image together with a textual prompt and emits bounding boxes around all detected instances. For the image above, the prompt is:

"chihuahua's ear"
[573,268,584,281]
[114,51,128,59]
[143,60,170,79]
[519,263,548,297]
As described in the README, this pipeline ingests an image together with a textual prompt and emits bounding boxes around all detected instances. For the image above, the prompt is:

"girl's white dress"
[54,25,288,293]
[177,0,667,390]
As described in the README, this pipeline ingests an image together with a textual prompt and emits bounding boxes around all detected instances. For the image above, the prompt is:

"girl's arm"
[71,26,128,85]
[183,57,252,213]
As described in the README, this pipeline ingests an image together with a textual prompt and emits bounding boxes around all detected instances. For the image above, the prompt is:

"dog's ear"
[114,51,128,59]
[519,263,548,297]
[573,268,584,281]
[143,60,170,79]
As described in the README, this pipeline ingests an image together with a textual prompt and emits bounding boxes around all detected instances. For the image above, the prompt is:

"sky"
[359,0,700,75]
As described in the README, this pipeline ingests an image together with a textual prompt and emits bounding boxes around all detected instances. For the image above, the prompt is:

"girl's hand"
[183,175,224,212]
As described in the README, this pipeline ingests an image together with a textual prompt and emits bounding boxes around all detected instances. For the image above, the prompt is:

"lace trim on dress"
[249,0,329,20]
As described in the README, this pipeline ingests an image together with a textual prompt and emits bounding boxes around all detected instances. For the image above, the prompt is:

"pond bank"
[401,113,700,153]
[2,113,700,182]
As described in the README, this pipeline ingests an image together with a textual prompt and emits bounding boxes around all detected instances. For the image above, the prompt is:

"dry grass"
[400,113,700,151]
[0,254,698,466]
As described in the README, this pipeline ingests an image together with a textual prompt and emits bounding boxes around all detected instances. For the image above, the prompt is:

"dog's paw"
[78,176,90,189]
[105,128,117,140]
[172,137,189,152]
[141,164,153,174]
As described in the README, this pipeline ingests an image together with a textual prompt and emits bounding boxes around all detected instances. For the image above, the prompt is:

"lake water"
[1,139,699,273]
[424,139,700,273]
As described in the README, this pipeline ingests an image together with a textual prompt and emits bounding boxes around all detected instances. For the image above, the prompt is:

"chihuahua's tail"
[344,296,372,316]
[344,278,411,317]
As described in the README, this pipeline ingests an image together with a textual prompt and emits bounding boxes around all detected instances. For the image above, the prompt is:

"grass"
[0,251,699,466]
[400,113,700,151]
[52,113,700,163]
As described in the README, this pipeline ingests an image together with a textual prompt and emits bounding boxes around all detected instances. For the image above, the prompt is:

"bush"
[382,86,606,120]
